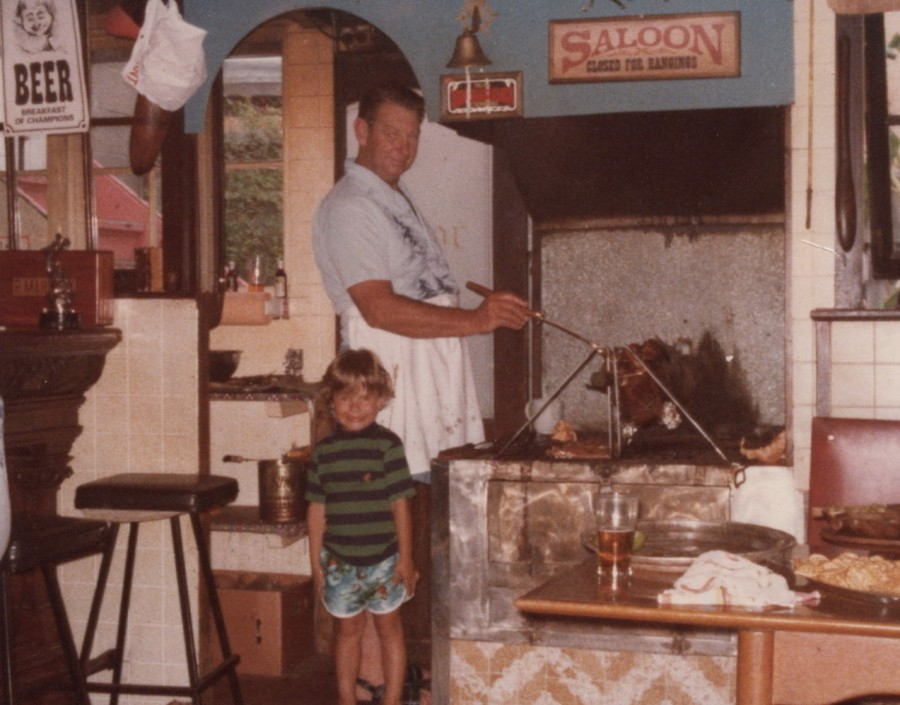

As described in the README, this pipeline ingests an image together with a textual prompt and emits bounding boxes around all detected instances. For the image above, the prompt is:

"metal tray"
[799,574,900,609]
[582,520,796,576]
[821,527,900,556]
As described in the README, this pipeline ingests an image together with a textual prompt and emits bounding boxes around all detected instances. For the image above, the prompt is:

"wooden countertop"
[516,558,900,705]
[516,558,900,639]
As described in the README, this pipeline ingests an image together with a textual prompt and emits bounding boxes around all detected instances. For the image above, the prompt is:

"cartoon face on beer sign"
[0,0,89,135]
[549,12,740,83]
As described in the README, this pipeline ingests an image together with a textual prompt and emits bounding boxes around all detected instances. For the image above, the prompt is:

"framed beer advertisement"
[0,0,90,134]
[549,12,741,84]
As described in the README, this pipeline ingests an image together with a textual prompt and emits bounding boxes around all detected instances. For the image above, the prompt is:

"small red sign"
[440,71,523,122]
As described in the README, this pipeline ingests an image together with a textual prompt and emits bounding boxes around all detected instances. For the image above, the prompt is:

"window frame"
[865,12,900,279]
[87,110,199,297]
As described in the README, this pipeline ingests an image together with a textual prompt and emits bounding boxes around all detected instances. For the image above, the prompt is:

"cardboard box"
[0,251,114,328]
[212,570,315,676]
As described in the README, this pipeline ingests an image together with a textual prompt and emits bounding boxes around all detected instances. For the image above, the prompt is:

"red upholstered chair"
[807,416,900,552]
[771,418,900,705]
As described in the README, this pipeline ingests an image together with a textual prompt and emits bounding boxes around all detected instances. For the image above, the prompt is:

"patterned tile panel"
[450,640,735,705]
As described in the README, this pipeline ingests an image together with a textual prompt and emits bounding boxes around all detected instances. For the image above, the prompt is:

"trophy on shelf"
[39,233,81,330]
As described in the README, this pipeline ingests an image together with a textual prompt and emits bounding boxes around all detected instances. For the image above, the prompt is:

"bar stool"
[74,473,243,705]
[0,514,112,705]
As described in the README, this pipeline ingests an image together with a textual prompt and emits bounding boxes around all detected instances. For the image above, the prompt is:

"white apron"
[344,294,485,480]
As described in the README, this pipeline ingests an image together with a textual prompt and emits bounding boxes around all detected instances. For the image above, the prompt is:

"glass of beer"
[594,491,640,586]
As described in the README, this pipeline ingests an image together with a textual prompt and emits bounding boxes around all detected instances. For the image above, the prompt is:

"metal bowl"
[583,520,796,577]
[632,520,796,573]
[209,350,241,382]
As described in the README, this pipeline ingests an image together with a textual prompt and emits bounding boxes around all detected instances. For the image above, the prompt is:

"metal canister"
[258,456,308,523]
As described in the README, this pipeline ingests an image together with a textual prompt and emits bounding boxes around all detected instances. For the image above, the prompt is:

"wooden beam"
[828,0,900,14]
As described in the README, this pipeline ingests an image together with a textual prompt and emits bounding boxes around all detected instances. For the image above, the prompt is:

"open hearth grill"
[466,283,775,484]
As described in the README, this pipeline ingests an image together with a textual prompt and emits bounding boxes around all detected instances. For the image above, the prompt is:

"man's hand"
[476,290,531,333]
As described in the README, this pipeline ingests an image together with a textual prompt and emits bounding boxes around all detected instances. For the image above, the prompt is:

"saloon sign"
[549,12,740,83]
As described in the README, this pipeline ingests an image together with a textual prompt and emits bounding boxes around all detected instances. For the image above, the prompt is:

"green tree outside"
[223,94,283,284]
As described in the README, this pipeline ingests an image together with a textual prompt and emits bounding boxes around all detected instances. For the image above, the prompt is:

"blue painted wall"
[183,0,793,133]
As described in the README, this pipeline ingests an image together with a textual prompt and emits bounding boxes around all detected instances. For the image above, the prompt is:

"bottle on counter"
[225,261,238,292]
[273,258,289,319]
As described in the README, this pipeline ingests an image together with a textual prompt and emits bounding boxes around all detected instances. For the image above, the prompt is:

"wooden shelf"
[208,378,319,403]
[811,307,900,322]
[210,505,307,548]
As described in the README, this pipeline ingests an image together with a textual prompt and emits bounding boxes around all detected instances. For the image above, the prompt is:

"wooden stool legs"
[80,514,242,705]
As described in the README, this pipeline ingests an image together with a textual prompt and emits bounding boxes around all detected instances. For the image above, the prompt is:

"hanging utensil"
[835,32,857,252]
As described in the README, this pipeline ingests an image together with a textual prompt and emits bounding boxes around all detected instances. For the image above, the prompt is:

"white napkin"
[658,550,819,608]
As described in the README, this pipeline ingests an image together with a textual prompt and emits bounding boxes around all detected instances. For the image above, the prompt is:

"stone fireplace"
[0,327,120,702]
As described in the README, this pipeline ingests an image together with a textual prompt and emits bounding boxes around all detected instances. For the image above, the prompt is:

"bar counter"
[516,558,900,705]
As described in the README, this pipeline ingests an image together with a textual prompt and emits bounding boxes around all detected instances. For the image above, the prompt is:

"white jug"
[525,397,563,435]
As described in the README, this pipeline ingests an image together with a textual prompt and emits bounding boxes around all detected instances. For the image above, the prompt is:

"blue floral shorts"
[320,548,410,618]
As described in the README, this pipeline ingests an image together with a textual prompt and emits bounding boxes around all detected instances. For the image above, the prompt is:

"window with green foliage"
[222,56,283,286]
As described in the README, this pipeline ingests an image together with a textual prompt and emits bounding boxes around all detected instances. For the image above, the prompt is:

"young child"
[306,348,418,705]
[14,0,61,54]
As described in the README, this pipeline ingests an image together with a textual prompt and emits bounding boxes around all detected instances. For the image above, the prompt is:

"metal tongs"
[466,281,743,481]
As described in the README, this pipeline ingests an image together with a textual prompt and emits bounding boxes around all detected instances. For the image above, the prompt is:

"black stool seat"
[6,514,110,573]
[1,514,112,705]
[74,473,243,705]
[75,473,238,513]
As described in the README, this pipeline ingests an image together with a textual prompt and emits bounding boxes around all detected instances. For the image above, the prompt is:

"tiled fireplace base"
[431,456,740,704]
[449,639,735,705]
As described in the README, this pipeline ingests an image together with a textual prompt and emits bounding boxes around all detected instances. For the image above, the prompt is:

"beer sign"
[549,12,740,84]
[0,0,89,135]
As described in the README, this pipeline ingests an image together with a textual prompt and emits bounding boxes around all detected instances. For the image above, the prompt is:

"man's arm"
[348,279,530,338]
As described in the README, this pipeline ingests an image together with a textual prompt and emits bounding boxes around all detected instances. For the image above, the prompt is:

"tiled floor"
[209,652,432,705]
[209,654,338,705]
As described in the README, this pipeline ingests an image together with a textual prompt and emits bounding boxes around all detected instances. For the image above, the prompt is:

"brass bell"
[446,29,492,69]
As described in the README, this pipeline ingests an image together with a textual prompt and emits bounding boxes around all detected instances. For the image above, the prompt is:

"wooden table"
[515,559,900,705]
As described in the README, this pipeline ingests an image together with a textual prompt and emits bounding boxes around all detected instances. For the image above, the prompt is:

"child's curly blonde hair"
[319,348,394,406]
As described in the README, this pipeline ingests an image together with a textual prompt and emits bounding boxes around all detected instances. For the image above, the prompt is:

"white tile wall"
[62,298,202,705]
[789,0,838,492]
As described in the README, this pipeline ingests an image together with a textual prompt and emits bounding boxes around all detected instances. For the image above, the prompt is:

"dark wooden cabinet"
[0,328,120,703]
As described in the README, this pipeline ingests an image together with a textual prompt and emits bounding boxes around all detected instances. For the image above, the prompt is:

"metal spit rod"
[466,281,602,351]
[466,281,738,471]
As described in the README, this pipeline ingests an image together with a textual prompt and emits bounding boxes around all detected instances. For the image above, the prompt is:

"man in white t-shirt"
[314,83,529,481]
[313,83,529,705]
